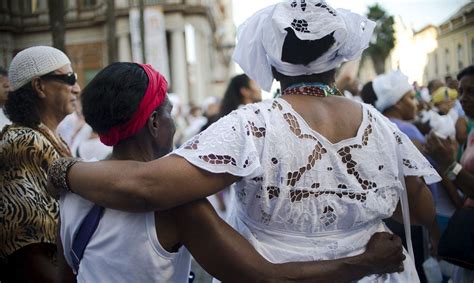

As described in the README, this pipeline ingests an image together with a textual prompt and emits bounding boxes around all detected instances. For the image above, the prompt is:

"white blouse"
[175,98,440,282]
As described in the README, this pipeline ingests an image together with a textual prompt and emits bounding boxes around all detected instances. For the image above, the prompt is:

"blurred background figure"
[0,46,79,282]
[0,66,11,130]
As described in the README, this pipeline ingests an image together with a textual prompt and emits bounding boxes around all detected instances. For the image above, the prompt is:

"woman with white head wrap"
[49,1,438,281]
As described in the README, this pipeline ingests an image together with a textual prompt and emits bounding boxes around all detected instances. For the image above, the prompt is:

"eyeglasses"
[40,72,77,86]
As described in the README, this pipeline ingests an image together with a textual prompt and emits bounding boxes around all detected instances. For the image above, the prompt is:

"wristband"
[445,161,462,181]
[48,157,81,193]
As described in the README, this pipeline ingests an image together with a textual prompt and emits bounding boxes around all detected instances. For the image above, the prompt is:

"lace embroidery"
[403,159,418,170]
[183,135,200,150]
[320,205,337,226]
[246,121,266,138]
[291,19,310,33]
[199,154,237,166]
[337,113,377,191]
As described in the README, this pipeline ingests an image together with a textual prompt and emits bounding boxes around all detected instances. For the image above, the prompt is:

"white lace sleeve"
[173,109,265,178]
[393,128,441,184]
[368,106,441,185]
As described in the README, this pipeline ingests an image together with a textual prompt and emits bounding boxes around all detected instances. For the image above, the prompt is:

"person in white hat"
[49,1,440,281]
[0,46,80,282]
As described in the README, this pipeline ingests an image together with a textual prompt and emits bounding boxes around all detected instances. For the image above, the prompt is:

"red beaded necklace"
[282,83,338,97]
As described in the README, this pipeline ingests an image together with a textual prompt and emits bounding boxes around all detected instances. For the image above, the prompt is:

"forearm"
[439,176,464,208]
[274,254,374,283]
[68,160,152,212]
[64,155,238,212]
[405,177,436,227]
[173,200,376,283]
[452,168,474,198]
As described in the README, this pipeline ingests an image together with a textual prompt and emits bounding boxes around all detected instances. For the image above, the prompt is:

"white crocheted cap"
[9,46,71,91]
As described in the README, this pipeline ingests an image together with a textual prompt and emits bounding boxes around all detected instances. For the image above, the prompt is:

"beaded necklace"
[282,82,340,97]
[37,123,72,157]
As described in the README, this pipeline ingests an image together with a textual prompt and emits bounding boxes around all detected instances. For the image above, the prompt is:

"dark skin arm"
[391,176,440,251]
[61,155,239,212]
[425,132,474,198]
[171,199,406,283]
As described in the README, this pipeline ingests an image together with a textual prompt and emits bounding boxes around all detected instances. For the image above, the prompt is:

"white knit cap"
[9,46,71,91]
[233,0,376,91]
[372,70,414,112]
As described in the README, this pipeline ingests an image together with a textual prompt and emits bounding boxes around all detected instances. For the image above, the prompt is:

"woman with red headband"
[53,62,405,282]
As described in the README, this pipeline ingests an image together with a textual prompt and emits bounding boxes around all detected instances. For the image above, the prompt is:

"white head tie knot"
[233,0,376,92]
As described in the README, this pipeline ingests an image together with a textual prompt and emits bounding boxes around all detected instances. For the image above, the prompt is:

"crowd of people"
[0,0,473,282]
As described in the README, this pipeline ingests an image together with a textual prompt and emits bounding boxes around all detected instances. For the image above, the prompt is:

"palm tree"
[365,4,395,74]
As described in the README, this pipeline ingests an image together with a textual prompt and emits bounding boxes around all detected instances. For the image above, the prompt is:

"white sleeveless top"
[60,193,191,283]
[175,98,440,282]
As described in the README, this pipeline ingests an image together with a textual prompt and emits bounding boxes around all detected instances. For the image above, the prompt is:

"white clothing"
[60,193,191,283]
[175,99,440,282]
[0,108,10,130]
[233,1,375,91]
[372,70,413,112]
[77,138,112,160]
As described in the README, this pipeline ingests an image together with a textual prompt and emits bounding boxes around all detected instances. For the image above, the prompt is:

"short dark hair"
[81,62,157,135]
[360,81,378,106]
[219,74,251,117]
[457,65,474,81]
[272,67,337,86]
[0,66,7,77]
[4,84,41,127]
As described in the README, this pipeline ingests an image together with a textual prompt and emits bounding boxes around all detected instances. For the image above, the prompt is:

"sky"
[233,0,471,31]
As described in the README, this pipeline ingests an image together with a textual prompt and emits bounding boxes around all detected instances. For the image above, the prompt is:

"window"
[78,0,97,9]
[457,44,464,70]
[445,48,450,74]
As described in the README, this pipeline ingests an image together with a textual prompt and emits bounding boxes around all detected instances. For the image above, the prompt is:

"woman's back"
[176,97,436,269]
[282,95,363,144]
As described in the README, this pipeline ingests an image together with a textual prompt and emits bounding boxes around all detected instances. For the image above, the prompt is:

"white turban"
[233,0,376,92]
[372,70,414,112]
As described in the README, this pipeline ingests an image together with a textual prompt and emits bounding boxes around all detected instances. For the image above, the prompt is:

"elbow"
[124,163,171,212]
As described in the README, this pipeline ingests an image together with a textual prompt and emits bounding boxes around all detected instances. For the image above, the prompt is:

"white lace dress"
[174,98,440,282]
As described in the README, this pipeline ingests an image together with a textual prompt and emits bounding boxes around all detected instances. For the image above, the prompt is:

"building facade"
[425,1,474,83]
[0,0,235,104]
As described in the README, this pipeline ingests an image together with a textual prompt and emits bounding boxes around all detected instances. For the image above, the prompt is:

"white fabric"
[0,108,10,130]
[373,70,414,112]
[420,110,456,140]
[233,0,375,91]
[175,99,440,282]
[60,192,191,283]
[9,46,71,91]
[77,138,112,160]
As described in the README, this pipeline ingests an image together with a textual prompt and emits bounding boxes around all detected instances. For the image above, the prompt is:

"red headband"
[99,64,168,146]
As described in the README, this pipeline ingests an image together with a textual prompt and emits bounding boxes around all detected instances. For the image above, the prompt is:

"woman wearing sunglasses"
[0,46,80,282]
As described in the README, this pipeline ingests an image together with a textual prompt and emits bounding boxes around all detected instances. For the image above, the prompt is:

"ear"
[147,111,160,137]
[240,86,251,99]
[31,77,47,98]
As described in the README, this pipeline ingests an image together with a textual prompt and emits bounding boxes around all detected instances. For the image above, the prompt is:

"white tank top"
[60,193,191,283]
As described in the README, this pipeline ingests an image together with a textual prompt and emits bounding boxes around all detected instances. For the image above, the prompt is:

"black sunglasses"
[40,72,77,86]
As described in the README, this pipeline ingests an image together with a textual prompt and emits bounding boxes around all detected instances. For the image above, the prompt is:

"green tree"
[365,4,395,74]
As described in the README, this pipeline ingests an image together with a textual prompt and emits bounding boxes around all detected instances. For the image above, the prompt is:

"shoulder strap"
[397,151,415,260]
[70,204,104,274]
